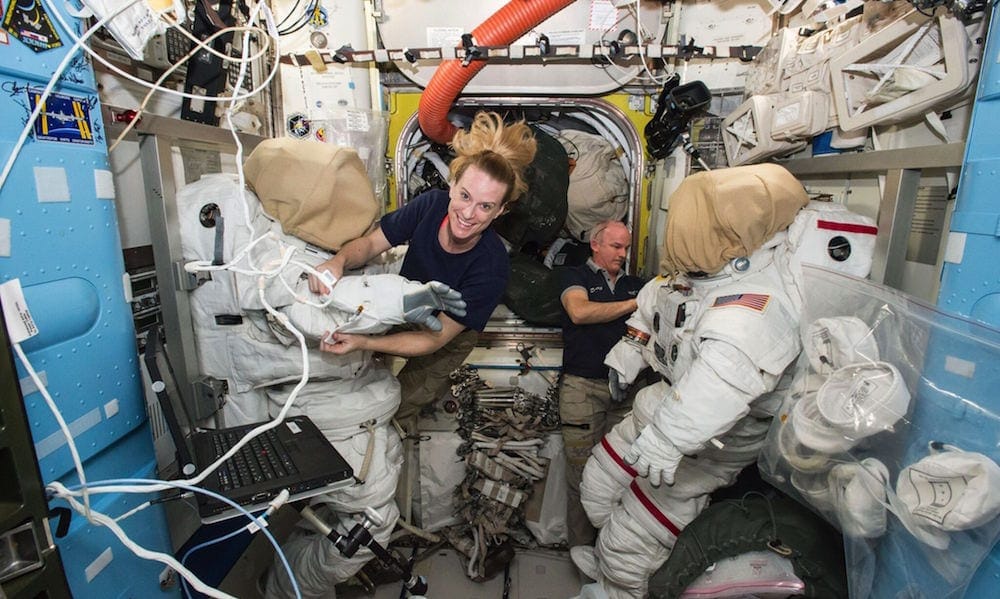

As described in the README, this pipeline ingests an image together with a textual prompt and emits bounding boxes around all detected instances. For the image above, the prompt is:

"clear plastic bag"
[759,264,1000,598]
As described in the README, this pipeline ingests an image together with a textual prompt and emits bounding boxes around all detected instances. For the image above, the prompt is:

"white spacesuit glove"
[608,369,629,403]
[401,280,467,331]
[623,427,684,487]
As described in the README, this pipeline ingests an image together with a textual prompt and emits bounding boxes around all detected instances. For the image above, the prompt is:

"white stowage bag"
[557,130,629,242]
[80,0,184,60]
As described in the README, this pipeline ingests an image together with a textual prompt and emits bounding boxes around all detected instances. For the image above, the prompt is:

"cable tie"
[460,33,482,67]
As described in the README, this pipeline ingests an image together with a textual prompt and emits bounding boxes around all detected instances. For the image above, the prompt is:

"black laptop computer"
[143,327,354,523]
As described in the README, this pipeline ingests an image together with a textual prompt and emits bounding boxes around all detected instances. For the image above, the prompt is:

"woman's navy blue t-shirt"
[379,190,509,332]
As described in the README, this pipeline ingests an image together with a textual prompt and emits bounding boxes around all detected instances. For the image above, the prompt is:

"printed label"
[905,466,968,526]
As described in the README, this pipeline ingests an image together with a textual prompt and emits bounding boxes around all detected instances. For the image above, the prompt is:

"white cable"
[48,478,302,598]
[50,482,237,599]
[13,343,93,518]
[632,0,671,86]
[107,18,274,152]
[42,0,279,105]
[108,2,279,152]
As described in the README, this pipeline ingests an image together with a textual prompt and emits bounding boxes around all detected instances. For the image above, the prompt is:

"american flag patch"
[711,293,770,312]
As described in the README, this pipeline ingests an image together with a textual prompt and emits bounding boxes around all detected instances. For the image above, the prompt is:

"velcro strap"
[473,478,525,509]
[625,325,650,345]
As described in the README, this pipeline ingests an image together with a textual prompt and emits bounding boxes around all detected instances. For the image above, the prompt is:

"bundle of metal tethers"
[444,365,559,581]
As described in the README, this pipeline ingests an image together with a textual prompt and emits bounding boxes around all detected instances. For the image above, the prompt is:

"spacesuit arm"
[603,277,661,384]
[278,273,466,339]
[307,227,393,294]
[624,340,766,485]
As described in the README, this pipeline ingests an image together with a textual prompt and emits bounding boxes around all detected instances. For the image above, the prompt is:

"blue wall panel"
[934,5,1000,598]
[0,3,175,597]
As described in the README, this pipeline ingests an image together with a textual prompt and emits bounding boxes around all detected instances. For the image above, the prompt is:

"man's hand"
[308,257,344,294]
[608,368,629,403]
[401,281,467,331]
[622,428,683,487]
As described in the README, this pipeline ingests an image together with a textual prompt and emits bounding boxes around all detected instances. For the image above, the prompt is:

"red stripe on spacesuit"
[816,220,878,235]
[601,437,638,477]
[630,480,681,537]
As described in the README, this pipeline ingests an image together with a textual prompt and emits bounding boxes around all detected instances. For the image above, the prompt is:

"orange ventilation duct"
[417,0,576,144]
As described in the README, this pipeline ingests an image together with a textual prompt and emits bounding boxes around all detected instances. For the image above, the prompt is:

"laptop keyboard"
[212,429,299,491]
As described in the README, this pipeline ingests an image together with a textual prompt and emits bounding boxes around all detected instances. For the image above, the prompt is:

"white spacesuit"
[576,164,878,598]
[173,140,465,598]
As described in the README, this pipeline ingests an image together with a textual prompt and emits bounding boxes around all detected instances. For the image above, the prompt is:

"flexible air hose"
[417,0,576,144]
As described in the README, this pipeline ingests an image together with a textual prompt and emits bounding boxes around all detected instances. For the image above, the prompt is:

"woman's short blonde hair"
[448,112,537,206]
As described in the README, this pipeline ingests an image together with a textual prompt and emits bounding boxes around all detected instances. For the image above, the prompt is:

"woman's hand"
[308,256,344,294]
[319,331,365,355]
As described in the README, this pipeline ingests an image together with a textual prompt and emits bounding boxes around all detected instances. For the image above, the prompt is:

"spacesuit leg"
[261,367,403,597]
[580,381,666,529]
[594,415,772,598]
[264,425,403,598]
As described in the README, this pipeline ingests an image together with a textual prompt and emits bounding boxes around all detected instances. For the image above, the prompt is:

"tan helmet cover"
[660,163,808,274]
[244,138,379,251]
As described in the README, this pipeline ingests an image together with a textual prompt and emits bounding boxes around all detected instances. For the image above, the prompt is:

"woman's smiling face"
[444,165,509,250]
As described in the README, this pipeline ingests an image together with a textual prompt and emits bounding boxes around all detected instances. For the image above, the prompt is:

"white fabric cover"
[830,12,977,132]
[770,91,830,141]
[722,95,808,166]
[745,28,800,96]
[418,431,465,532]
[524,432,569,545]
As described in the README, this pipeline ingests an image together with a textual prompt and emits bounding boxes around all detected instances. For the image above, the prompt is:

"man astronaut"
[574,163,878,597]
[174,138,464,597]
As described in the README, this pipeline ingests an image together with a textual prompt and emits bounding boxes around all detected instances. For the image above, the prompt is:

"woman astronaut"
[575,164,877,598]
[174,138,464,597]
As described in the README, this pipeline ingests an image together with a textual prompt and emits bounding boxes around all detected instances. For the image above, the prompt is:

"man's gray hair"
[591,219,628,243]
